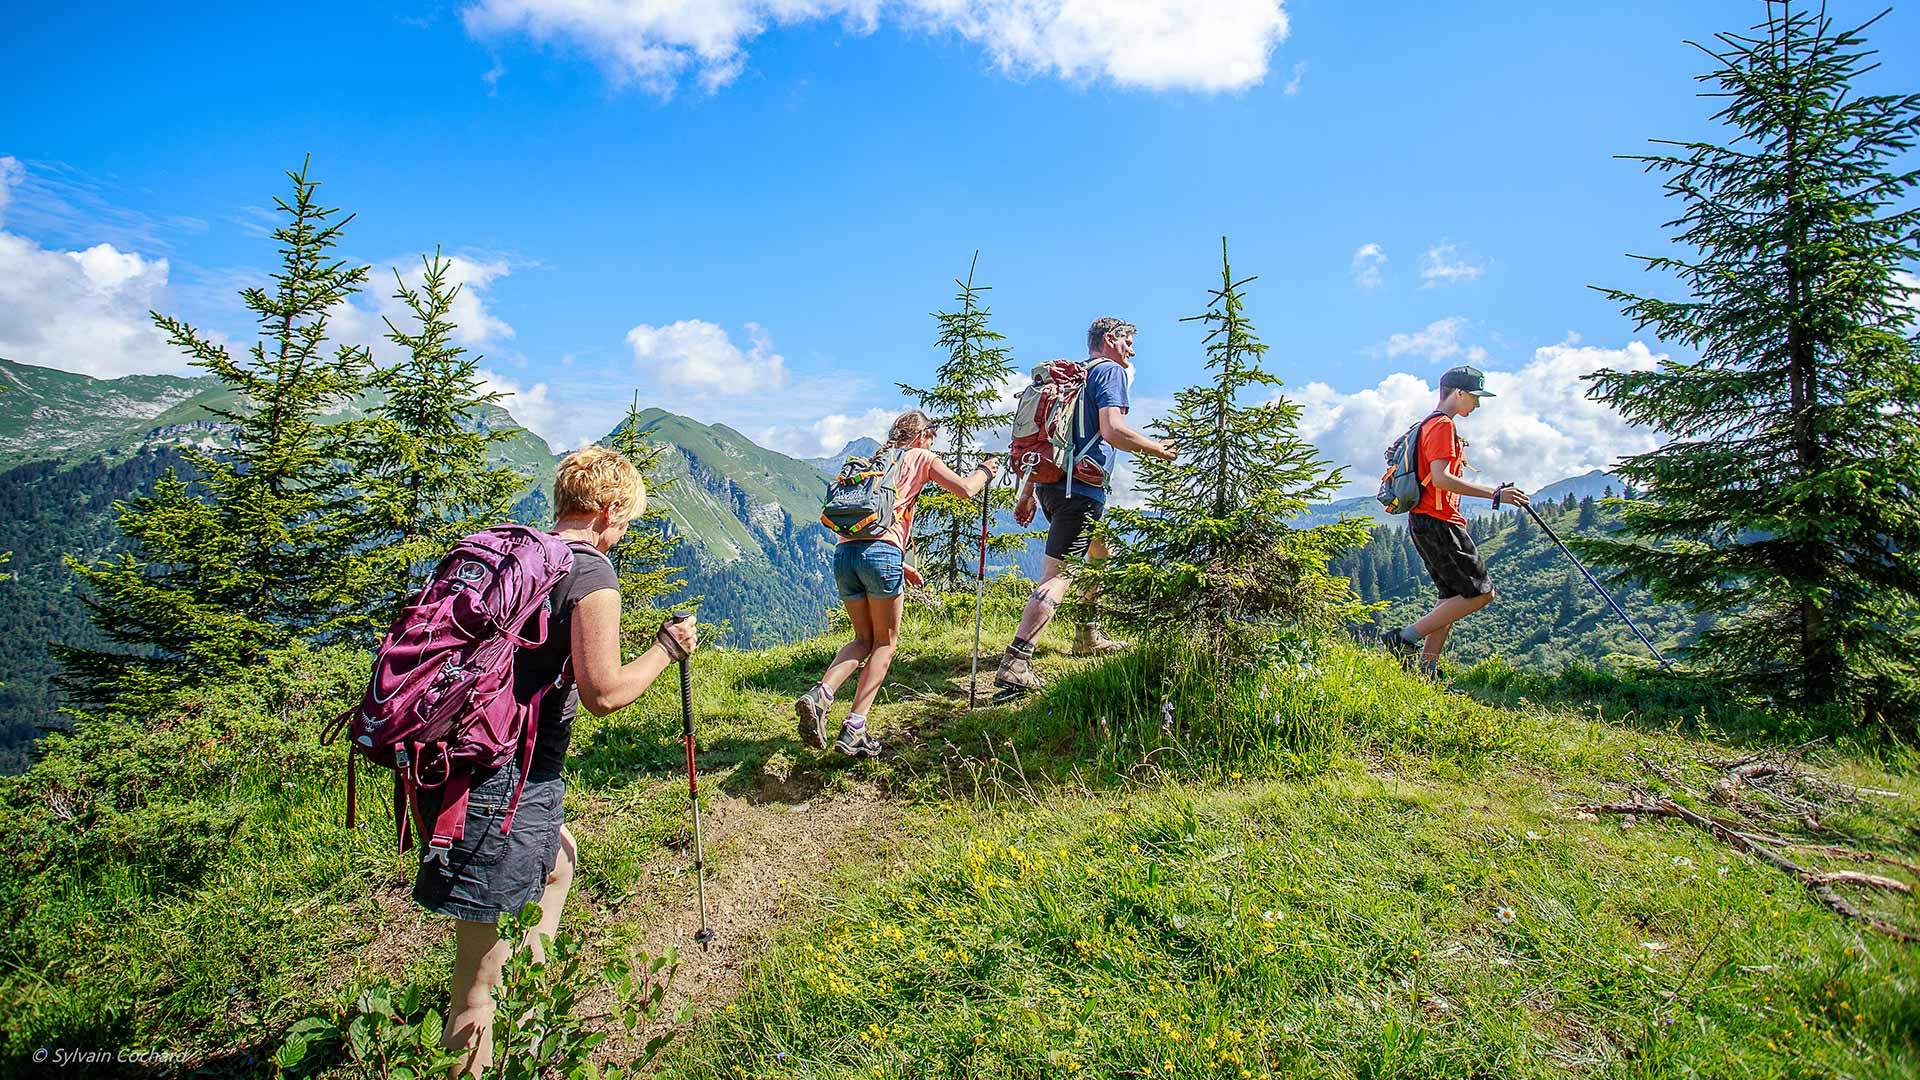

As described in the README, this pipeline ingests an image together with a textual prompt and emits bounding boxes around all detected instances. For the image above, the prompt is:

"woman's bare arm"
[926,453,999,499]
[570,590,694,716]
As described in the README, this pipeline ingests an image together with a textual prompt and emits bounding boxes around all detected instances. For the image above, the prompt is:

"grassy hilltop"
[1,595,1915,1078]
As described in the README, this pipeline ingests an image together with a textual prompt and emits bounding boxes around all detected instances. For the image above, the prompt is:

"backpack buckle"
[422,838,453,867]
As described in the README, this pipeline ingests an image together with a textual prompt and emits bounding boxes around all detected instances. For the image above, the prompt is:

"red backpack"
[1007,358,1114,489]
[323,524,578,865]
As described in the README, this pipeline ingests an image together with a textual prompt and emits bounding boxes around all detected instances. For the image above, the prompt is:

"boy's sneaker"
[1417,658,1442,681]
[832,721,883,758]
[795,684,832,750]
[1378,627,1419,664]
[994,653,1043,694]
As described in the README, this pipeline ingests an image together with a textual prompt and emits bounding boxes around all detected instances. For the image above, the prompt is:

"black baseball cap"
[1439,365,1495,397]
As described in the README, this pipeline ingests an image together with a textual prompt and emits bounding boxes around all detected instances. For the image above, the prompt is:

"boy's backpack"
[820,448,906,540]
[1376,412,1447,514]
[322,524,578,865]
[1007,358,1114,489]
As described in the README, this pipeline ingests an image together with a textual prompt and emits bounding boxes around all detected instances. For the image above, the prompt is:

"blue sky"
[3,1,1916,495]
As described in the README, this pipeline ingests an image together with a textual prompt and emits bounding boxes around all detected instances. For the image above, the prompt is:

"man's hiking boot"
[1071,622,1129,657]
[832,721,882,758]
[795,684,833,750]
[994,653,1044,695]
[1378,627,1419,665]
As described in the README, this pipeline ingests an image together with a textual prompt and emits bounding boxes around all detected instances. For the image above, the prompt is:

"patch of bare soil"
[589,778,907,1066]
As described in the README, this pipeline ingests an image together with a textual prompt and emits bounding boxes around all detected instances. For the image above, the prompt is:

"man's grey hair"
[1087,317,1137,355]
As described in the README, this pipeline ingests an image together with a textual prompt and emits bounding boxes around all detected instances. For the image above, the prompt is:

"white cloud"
[626,319,788,393]
[1420,242,1484,288]
[1295,340,1668,497]
[478,367,569,446]
[0,159,180,378]
[331,253,519,369]
[1282,60,1306,95]
[760,406,901,460]
[1380,317,1484,365]
[462,0,1291,96]
[0,157,22,224]
[1350,242,1385,289]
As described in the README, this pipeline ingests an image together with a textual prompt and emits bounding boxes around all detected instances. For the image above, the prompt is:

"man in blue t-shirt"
[995,317,1177,695]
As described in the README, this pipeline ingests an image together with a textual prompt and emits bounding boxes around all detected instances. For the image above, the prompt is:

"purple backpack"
[324,524,579,865]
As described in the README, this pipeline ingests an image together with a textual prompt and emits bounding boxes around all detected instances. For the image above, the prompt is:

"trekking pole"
[968,464,997,709]
[669,612,715,948]
[1520,503,1671,669]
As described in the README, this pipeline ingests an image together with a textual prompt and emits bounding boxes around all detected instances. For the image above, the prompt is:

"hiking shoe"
[832,722,883,758]
[795,685,832,750]
[1378,627,1419,664]
[1417,658,1443,681]
[994,653,1044,694]
[1072,622,1129,657]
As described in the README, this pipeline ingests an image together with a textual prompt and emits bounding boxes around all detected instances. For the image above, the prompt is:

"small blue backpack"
[820,448,905,540]
[1376,412,1445,515]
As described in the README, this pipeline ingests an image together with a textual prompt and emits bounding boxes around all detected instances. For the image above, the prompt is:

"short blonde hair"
[553,447,645,522]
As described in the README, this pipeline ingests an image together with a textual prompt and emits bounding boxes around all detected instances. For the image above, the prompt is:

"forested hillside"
[0,358,847,770]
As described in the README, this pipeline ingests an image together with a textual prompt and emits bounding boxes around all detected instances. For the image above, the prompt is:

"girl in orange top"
[796,410,998,756]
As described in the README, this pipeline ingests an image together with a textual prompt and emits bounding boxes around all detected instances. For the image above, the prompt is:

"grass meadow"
[0,590,1915,1077]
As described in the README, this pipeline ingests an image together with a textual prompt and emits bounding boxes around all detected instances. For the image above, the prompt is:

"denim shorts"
[412,760,566,923]
[833,540,904,601]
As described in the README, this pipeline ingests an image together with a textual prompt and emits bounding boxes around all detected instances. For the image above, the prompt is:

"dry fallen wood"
[1812,871,1912,894]
[1699,736,1829,772]
[1786,844,1920,877]
[1625,766,1918,943]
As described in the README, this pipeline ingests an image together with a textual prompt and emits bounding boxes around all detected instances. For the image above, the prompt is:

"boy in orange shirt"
[1379,366,1531,676]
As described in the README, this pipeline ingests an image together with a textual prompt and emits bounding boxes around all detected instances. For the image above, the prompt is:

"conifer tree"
[356,250,527,631]
[58,158,371,709]
[1583,3,1920,726]
[606,393,693,644]
[1088,238,1369,661]
[896,253,1032,591]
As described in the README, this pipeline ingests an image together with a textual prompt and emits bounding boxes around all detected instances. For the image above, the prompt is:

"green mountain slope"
[0,359,844,768]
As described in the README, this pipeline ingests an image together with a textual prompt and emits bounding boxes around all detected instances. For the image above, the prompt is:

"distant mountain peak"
[807,437,881,474]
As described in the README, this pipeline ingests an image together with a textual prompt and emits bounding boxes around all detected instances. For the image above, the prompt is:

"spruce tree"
[356,250,527,631]
[1089,238,1369,661]
[605,393,693,644]
[58,158,371,709]
[1583,3,1920,726]
[898,253,1032,591]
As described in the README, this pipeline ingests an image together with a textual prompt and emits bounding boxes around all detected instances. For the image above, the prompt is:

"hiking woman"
[796,409,998,756]
[416,446,698,1077]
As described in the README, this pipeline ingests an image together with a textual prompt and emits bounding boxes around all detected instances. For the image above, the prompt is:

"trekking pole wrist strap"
[655,626,689,662]
[1492,483,1509,509]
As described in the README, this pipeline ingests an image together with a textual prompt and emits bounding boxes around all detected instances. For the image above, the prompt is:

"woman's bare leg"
[819,599,874,696]
[524,826,577,963]
[444,919,513,1076]
[849,594,904,718]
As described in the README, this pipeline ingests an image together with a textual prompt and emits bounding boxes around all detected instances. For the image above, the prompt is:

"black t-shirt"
[517,541,619,778]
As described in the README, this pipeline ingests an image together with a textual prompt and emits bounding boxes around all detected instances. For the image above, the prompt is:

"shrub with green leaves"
[276,903,681,1079]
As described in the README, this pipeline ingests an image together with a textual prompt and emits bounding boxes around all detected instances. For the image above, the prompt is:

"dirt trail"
[588,777,909,1063]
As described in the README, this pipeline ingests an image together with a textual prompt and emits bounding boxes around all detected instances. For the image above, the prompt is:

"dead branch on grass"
[1564,763,1918,942]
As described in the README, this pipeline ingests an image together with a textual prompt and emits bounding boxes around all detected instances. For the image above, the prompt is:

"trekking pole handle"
[668,611,694,739]
[1492,483,1509,510]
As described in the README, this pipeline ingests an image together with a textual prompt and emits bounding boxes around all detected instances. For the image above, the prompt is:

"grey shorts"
[412,760,565,923]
